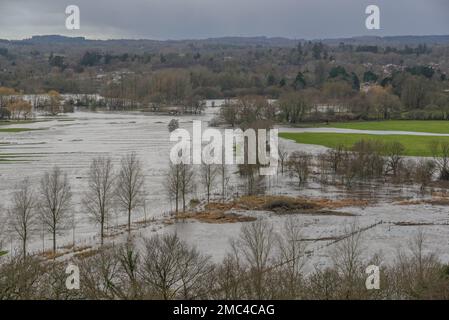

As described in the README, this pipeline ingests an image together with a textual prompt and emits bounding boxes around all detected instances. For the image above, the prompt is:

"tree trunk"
[100,221,104,246]
[221,169,224,201]
[53,229,56,255]
[22,237,26,260]
[182,192,186,212]
[207,187,210,203]
[175,190,179,214]
[128,207,131,233]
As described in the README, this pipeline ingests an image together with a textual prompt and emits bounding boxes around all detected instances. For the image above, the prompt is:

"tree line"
[3,153,145,259]
[1,39,448,121]
[1,219,448,300]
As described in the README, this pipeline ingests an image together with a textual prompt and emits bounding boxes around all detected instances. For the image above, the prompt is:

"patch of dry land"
[175,196,373,223]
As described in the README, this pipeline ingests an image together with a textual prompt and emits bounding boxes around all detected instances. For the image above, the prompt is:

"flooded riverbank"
[0,110,448,270]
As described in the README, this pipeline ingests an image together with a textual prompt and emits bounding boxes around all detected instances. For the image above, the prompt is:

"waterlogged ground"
[0,109,219,253]
[0,111,448,271]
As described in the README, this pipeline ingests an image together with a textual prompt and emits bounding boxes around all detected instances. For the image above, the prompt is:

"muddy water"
[1,112,448,269]
[0,110,219,252]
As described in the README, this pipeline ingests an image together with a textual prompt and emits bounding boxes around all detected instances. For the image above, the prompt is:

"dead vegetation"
[228,195,369,211]
[39,245,93,261]
[176,211,257,223]
[39,250,66,260]
[396,197,449,206]
[175,195,368,223]
[73,247,103,260]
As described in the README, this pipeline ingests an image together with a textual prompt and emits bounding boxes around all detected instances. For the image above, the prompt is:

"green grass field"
[279,132,449,157]
[326,120,449,134]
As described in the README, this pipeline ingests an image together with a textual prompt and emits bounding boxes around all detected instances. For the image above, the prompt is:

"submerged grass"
[0,128,44,133]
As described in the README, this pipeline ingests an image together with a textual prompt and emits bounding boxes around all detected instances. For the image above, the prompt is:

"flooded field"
[1,110,449,271]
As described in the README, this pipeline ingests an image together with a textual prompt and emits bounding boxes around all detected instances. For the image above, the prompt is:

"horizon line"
[2,33,449,43]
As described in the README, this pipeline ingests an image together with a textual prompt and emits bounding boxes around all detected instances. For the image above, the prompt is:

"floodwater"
[0,110,448,270]
[0,109,218,253]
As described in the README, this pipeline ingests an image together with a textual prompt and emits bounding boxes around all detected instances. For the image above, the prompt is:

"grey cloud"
[0,0,448,40]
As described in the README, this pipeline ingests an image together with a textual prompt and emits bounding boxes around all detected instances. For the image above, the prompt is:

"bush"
[168,119,179,132]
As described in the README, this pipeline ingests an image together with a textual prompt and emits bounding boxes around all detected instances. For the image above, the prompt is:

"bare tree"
[8,179,37,259]
[233,220,275,299]
[384,141,405,178]
[0,255,44,300]
[79,247,123,299]
[166,163,181,214]
[115,153,145,233]
[414,159,436,192]
[326,144,345,175]
[219,104,238,127]
[180,164,195,212]
[391,229,446,299]
[140,233,212,299]
[219,162,229,201]
[200,163,219,203]
[239,164,265,196]
[331,220,365,299]
[39,166,72,255]
[287,151,311,188]
[277,142,289,175]
[83,157,115,245]
[430,141,449,180]
[276,218,306,298]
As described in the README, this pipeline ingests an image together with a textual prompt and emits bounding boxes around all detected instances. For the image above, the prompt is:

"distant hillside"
[2,34,449,49]
[320,35,449,46]
[25,35,87,44]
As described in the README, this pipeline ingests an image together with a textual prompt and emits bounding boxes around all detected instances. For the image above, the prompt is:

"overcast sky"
[0,0,448,40]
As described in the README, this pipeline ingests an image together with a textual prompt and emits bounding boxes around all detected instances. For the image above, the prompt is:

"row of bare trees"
[7,168,72,258]
[279,139,449,191]
[83,154,145,244]
[4,152,146,258]
[165,138,449,212]
[1,219,447,300]
[166,162,229,213]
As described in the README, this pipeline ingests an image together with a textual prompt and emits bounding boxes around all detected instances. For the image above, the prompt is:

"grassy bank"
[326,120,449,134]
[279,132,449,157]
